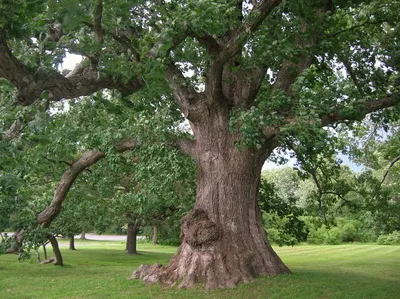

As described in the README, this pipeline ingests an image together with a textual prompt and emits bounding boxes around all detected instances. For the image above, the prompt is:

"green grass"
[0,241,399,298]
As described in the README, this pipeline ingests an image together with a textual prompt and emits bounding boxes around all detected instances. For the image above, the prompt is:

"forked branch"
[0,30,142,106]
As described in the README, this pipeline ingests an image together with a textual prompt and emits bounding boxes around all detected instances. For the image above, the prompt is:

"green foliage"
[339,222,358,243]
[377,231,400,245]
[306,225,342,245]
[259,172,308,246]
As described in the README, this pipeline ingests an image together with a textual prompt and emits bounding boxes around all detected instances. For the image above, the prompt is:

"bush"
[377,231,400,245]
[377,234,388,245]
[266,228,280,244]
[325,227,343,245]
[386,231,400,244]
[307,226,326,244]
[307,225,343,245]
[341,223,358,242]
[359,230,377,243]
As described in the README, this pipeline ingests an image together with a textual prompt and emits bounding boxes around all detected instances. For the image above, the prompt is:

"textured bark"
[126,223,139,255]
[69,236,76,250]
[37,150,106,227]
[131,107,290,289]
[43,244,48,260]
[0,30,142,106]
[47,234,63,266]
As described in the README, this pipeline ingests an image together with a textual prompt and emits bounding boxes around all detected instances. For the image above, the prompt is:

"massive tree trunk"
[126,223,139,255]
[131,107,290,289]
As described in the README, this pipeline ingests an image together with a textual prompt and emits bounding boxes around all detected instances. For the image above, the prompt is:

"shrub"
[377,234,389,245]
[307,227,326,244]
[386,231,400,244]
[325,227,343,245]
[377,231,400,245]
[307,225,343,245]
[341,223,359,242]
[266,228,280,244]
[359,230,377,243]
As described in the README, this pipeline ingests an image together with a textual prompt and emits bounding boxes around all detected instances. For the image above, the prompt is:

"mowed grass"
[0,241,399,299]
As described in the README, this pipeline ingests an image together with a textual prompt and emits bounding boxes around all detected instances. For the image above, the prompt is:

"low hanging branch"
[37,138,139,228]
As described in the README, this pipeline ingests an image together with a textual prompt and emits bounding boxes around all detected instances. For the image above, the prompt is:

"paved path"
[74,233,127,241]
[3,232,128,241]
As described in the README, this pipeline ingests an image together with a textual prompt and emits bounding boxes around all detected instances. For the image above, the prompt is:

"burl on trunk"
[131,107,290,289]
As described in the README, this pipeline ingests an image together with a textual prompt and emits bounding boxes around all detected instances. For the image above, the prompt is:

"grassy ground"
[0,241,399,299]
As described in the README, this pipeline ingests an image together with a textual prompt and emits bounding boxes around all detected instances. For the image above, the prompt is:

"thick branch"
[3,119,24,140]
[320,95,398,126]
[37,150,105,227]
[93,0,104,43]
[188,30,221,54]
[0,30,142,106]
[165,63,203,121]
[204,0,281,100]
[175,138,196,157]
[222,0,282,61]
[222,65,268,107]
[37,139,139,227]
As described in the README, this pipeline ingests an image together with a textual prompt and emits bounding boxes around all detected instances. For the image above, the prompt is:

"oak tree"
[1,0,399,289]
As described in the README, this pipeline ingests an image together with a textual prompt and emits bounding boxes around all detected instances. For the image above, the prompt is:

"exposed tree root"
[40,257,57,264]
[129,209,290,289]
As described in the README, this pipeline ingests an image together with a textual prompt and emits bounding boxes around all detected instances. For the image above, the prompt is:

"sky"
[262,150,364,172]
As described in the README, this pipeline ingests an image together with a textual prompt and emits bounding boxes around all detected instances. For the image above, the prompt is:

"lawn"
[0,241,399,298]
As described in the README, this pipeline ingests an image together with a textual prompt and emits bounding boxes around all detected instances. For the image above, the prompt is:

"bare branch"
[3,119,24,140]
[37,150,105,227]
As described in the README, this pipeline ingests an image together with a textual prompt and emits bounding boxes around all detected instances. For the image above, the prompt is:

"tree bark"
[80,231,86,240]
[152,225,158,245]
[47,234,63,266]
[131,107,290,289]
[69,235,76,250]
[126,223,139,255]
